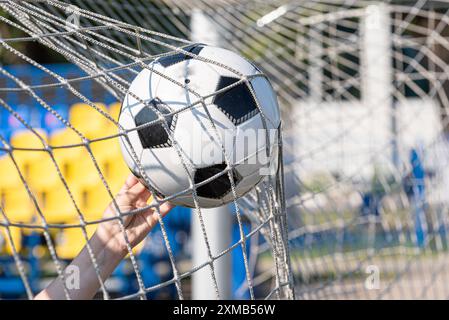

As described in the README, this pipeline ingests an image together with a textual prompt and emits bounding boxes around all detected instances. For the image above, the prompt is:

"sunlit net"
[3,0,449,300]
[0,0,294,300]
[68,0,449,299]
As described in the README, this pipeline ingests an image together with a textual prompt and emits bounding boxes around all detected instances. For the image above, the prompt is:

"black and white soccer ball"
[118,44,280,208]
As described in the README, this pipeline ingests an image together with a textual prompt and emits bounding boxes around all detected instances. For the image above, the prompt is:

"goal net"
[2,0,449,300]
[0,0,294,300]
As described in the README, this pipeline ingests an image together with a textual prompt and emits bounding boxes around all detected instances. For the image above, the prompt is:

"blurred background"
[2,0,449,299]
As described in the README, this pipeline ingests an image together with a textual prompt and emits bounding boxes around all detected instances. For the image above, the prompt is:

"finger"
[128,180,151,203]
[120,174,140,193]
[150,201,174,219]
[159,201,175,217]
[117,179,149,206]
[154,194,175,217]
[141,201,174,228]
[135,191,152,208]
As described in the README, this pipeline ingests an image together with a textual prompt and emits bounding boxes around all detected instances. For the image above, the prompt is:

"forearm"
[35,175,172,300]
[35,230,126,300]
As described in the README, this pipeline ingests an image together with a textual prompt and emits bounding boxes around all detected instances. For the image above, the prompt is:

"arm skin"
[35,174,174,300]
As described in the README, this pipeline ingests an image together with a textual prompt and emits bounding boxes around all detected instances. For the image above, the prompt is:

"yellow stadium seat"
[0,226,22,255]
[55,217,143,260]
[10,129,48,173]
[10,129,47,149]
[105,154,130,194]
[109,102,122,122]
[69,103,111,139]
[1,185,38,224]
[54,224,145,260]
[49,128,84,163]
[27,152,62,192]
[50,130,110,191]
[0,155,23,190]
[55,224,96,260]
[51,130,102,184]
[82,182,114,222]
[97,101,122,162]
[68,154,107,189]
[90,135,121,167]
[41,182,83,224]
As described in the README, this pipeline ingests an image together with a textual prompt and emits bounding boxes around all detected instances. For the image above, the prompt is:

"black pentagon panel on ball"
[212,76,260,125]
[157,44,205,68]
[194,163,243,199]
[134,98,176,148]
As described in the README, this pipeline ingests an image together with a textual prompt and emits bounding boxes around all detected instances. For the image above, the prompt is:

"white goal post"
[190,9,233,300]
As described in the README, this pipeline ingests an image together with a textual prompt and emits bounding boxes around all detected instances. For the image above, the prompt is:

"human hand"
[96,174,174,255]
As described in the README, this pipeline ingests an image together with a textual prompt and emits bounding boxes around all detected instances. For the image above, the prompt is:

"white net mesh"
[3,0,449,300]
[0,0,294,300]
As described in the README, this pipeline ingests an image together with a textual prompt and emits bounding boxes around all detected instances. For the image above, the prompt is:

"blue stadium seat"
[29,106,43,129]
[0,130,8,157]
[165,206,191,231]
[7,105,32,132]
[141,225,181,263]
[232,222,251,299]
[0,108,10,155]
[42,104,69,134]
[0,129,10,142]
[1,111,12,156]
[0,107,7,129]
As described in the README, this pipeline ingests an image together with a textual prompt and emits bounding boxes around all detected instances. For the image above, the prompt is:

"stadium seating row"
[0,102,128,258]
[0,65,191,298]
[0,101,121,138]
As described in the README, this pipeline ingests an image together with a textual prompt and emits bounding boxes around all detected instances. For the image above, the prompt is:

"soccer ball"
[118,44,280,208]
